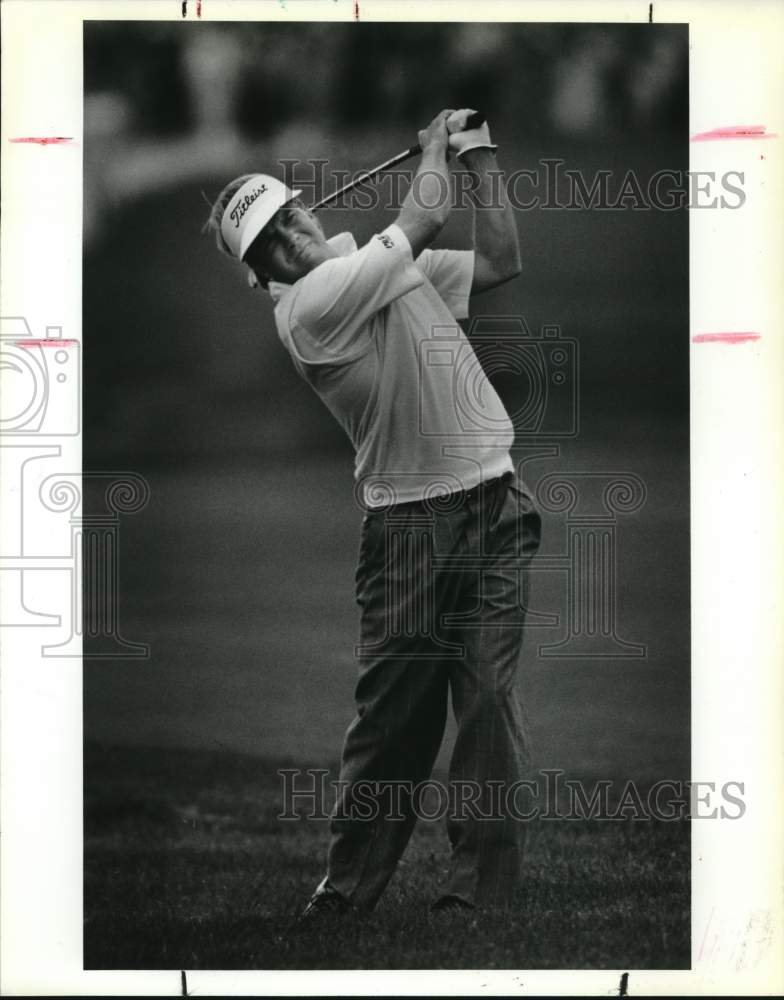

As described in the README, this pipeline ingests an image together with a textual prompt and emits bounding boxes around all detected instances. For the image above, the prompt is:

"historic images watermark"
[278,767,746,823]
[281,158,746,212]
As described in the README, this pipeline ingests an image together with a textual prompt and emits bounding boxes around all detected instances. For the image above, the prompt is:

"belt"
[363,471,514,513]
[461,470,514,502]
[409,471,513,509]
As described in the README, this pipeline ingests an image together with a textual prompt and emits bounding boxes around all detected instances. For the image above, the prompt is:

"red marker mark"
[14,339,79,348]
[9,136,73,145]
[197,0,202,14]
[354,1,360,20]
[692,332,760,345]
[691,125,777,142]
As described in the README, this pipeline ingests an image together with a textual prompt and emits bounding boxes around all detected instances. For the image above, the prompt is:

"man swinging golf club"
[206,109,541,918]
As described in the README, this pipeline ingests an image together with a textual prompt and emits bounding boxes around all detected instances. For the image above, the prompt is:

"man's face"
[245,201,334,285]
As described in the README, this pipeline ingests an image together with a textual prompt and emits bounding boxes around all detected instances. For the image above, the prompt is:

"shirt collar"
[267,232,357,303]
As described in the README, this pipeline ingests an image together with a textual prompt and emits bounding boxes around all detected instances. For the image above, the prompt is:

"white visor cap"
[220,174,303,261]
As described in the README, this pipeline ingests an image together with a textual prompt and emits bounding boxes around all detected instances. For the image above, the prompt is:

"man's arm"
[395,110,454,258]
[461,147,522,296]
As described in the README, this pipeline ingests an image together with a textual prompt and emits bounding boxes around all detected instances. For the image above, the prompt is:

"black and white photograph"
[1,1,782,994]
[82,16,691,971]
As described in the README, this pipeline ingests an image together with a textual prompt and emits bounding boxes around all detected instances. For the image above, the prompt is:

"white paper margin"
[1,0,782,995]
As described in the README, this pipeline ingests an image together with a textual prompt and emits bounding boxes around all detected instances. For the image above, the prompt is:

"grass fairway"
[85,743,689,970]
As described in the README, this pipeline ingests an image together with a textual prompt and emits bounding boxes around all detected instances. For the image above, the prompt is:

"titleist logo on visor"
[230,184,268,228]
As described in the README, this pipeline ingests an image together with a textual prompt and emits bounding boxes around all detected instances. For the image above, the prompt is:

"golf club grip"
[408,111,486,157]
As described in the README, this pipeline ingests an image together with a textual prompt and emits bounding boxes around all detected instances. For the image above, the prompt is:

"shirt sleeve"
[289,223,424,359]
[415,248,475,320]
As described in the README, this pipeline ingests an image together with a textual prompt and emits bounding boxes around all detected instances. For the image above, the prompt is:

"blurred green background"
[83,21,689,783]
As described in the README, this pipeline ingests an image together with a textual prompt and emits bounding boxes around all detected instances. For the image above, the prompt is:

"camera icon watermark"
[418,317,579,439]
[1,315,147,657]
[0,316,80,437]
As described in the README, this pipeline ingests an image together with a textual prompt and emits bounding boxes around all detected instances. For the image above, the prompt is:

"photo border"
[1,0,782,995]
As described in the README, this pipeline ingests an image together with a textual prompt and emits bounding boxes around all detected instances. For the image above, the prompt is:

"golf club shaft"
[310,111,485,211]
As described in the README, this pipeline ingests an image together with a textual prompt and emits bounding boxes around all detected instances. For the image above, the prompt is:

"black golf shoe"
[297,876,352,925]
[430,893,475,913]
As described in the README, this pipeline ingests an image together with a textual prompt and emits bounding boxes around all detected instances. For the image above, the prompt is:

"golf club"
[310,111,486,211]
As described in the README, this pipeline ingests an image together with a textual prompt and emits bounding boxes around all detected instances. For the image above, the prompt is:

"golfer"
[206,109,541,916]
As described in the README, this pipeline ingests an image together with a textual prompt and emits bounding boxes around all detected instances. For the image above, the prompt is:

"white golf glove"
[446,109,497,158]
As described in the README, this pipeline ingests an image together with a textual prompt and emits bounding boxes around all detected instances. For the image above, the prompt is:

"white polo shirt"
[269,224,514,508]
